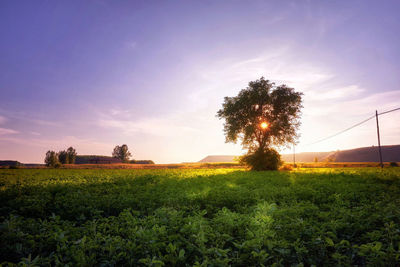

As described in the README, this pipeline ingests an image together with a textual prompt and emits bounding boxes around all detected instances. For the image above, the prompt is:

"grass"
[1,168,400,266]
[3,161,397,170]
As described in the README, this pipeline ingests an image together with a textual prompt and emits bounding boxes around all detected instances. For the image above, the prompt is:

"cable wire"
[378,107,400,116]
[302,106,399,147]
[306,115,375,146]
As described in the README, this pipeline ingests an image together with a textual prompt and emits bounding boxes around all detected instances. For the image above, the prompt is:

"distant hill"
[199,155,238,163]
[325,145,400,162]
[0,160,22,167]
[282,145,400,162]
[200,145,400,163]
[281,152,331,162]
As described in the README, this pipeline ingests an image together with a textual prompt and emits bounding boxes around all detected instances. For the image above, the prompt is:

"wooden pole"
[375,110,383,168]
[293,144,296,167]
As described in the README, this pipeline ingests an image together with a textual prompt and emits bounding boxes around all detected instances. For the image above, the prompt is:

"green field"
[1,168,400,266]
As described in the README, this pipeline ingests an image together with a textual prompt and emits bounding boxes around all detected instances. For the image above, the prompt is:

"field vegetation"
[1,168,400,266]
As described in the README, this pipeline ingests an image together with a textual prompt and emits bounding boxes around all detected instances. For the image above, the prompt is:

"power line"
[378,107,400,116]
[306,115,375,146]
[305,106,400,146]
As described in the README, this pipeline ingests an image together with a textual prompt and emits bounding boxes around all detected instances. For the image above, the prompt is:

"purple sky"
[1,0,399,163]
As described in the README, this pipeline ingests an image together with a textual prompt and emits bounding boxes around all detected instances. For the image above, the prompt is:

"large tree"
[112,144,132,163]
[57,147,77,164]
[58,150,69,164]
[66,147,77,164]
[217,77,303,170]
[44,150,59,167]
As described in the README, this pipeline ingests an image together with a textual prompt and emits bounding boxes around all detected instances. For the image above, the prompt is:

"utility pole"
[293,144,296,167]
[375,110,383,168]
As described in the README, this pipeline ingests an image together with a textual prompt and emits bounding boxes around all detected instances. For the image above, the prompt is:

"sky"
[0,0,399,164]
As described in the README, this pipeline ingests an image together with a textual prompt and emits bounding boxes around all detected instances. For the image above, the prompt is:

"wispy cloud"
[195,48,333,91]
[306,85,364,101]
[0,128,19,135]
[0,109,61,127]
[180,48,335,114]
[297,90,400,153]
[184,51,399,156]
[0,135,112,153]
[125,41,137,49]
[98,114,201,137]
[0,115,6,125]
[304,89,400,117]
[30,119,62,127]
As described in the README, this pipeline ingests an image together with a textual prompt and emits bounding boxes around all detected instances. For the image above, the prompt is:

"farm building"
[75,155,123,164]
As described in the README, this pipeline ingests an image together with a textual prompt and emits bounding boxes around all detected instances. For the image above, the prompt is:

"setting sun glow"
[260,122,269,129]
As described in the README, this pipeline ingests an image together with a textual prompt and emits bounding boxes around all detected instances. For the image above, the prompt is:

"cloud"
[183,48,335,113]
[196,49,333,91]
[0,115,6,125]
[30,119,61,127]
[304,89,400,117]
[297,89,400,153]
[306,85,364,101]
[109,108,132,118]
[189,50,399,155]
[98,114,201,137]
[0,109,61,127]
[125,41,137,49]
[0,135,112,153]
[0,128,19,135]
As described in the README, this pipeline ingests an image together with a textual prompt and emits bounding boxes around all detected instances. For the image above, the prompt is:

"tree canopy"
[58,150,69,164]
[217,77,303,170]
[58,147,77,164]
[112,144,132,163]
[44,151,59,167]
[217,77,303,152]
[66,147,77,164]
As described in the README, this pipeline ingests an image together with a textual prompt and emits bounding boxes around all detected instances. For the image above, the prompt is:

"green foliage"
[56,147,77,165]
[131,160,155,164]
[240,148,282,170]
[325,154,337,162]
[8,165,20,169]
[67,147,77,164]
[217,77,303,151]
[112,144,132,163]
[44,151,59,167]
[58,150,69,164]
[217,77,302,170]
[390,162,398,167]
[1,168,400,266]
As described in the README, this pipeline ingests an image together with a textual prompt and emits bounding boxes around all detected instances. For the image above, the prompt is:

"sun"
[260,122,269,129]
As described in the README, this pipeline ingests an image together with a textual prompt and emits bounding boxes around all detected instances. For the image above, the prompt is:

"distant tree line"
[44,144,153,167]
[112,144,154,164]
[44,147,77,167]
[130,159,155,164]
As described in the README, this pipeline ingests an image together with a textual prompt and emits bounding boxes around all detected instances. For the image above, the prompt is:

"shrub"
[240,148,282,171]
[279,164,293,171]
[389,162,398,167]
[54,162,62,168]
[9,165,20,169]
